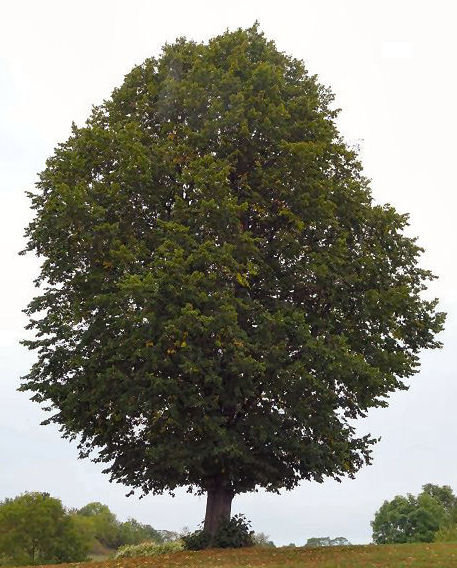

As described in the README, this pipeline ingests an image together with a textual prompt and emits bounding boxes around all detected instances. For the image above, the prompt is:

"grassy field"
[26,543,457,568]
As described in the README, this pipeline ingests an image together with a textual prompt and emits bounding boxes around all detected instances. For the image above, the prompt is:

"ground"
[19,543,457,568]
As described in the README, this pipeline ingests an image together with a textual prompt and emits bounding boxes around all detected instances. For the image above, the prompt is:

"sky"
[1,0,456,546]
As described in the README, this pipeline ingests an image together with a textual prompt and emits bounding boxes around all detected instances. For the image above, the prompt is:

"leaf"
[236,272,249,287]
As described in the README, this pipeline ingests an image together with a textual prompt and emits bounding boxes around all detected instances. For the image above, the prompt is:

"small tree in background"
[77,502,120,549]
[421,484,457,516]
[117,518,164,546]
[435,524,457,543]
[21,24,445,540]
[371,485,455,544]
[252,532,275,547]
[305,536,350,547]
[0,493,89,565]
[75,502,163,550]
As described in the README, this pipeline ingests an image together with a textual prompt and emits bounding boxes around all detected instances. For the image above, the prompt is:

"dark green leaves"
[21,25,444,498]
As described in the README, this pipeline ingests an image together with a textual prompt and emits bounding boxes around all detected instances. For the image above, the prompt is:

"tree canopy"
[305,537,351,547]
[21,25,444,535]
[0,493,89,565]
[421,484,457,515]
[76,502,163,549]
[0,494,167,565]
[371,485,456,544]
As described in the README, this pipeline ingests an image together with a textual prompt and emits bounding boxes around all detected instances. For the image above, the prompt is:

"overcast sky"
[1,0,456,546]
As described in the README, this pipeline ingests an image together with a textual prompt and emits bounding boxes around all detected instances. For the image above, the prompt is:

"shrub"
[435,524,457,543]
[182,530,212,551]
[216,515,255,548]
[114,540,183,558]
[183,514,254,550]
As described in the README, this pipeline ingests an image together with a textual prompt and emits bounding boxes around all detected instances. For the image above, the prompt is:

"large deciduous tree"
[21,25,444,537]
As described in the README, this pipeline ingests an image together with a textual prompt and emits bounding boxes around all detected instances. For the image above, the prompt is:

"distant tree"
[117,518,163,545]
[21,24,445,540]
[75,502,164,550]
[77,502,120,548]
[67,513,96,552]
[305,537,331,547]
[435,523,457,543]
[305,536,350,547]
[252,532,275,547]
[0,492,89,565]
[371,489,450,544]
[421,484,457,515]
[158,530,181,542]
[78,502,115,518]
[426,485,457,542]
[331,537,351,546]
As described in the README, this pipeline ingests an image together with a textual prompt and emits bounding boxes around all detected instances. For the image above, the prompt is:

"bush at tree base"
[114,540,184,558]
[183,515,254,550]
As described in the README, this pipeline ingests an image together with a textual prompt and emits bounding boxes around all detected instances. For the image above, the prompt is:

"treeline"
[372,483,457,544]
[0,492,177,566]
[74,501,177,550]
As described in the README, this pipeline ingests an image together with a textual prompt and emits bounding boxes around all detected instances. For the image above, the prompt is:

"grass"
[24,543,457,568]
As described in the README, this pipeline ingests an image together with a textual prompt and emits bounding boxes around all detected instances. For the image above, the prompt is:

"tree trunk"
[203,480,234,539]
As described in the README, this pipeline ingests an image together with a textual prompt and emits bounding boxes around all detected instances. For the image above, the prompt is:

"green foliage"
[371,485,454,544]
[0,492,90,565]
[182,530,212,551]
[183,515,254,550]
[73,502,163,551]
[435,523,457,543]
[425,485,457,543]
[76,502,119,548]
[213,514,255,548]
[305,536,350,547]
[114,540,183,558]
[21,24,445,503]
[117,518,164,546]
[0,494,165,564]
[422,484,457,515]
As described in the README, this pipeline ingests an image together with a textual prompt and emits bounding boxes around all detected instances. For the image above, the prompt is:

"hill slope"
[19,543,457,568]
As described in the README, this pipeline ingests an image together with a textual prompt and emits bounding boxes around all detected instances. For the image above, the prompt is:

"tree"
[426,484,457,542]
[0,492,89,565]
[421,484,457,515]
[371,486,454,544]
[75,502,162,549]
[330,537,351,547]
[305,536,350,547]
[435,523,457,543]
[252,532,275,547]
[76,502,120,548]
[21,25,445,539]
[117,518,163,546]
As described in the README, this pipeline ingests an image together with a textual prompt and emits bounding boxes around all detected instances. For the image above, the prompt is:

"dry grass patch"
[20,543,457,568]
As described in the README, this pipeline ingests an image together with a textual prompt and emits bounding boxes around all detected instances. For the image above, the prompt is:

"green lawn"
[25,543,457,568]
